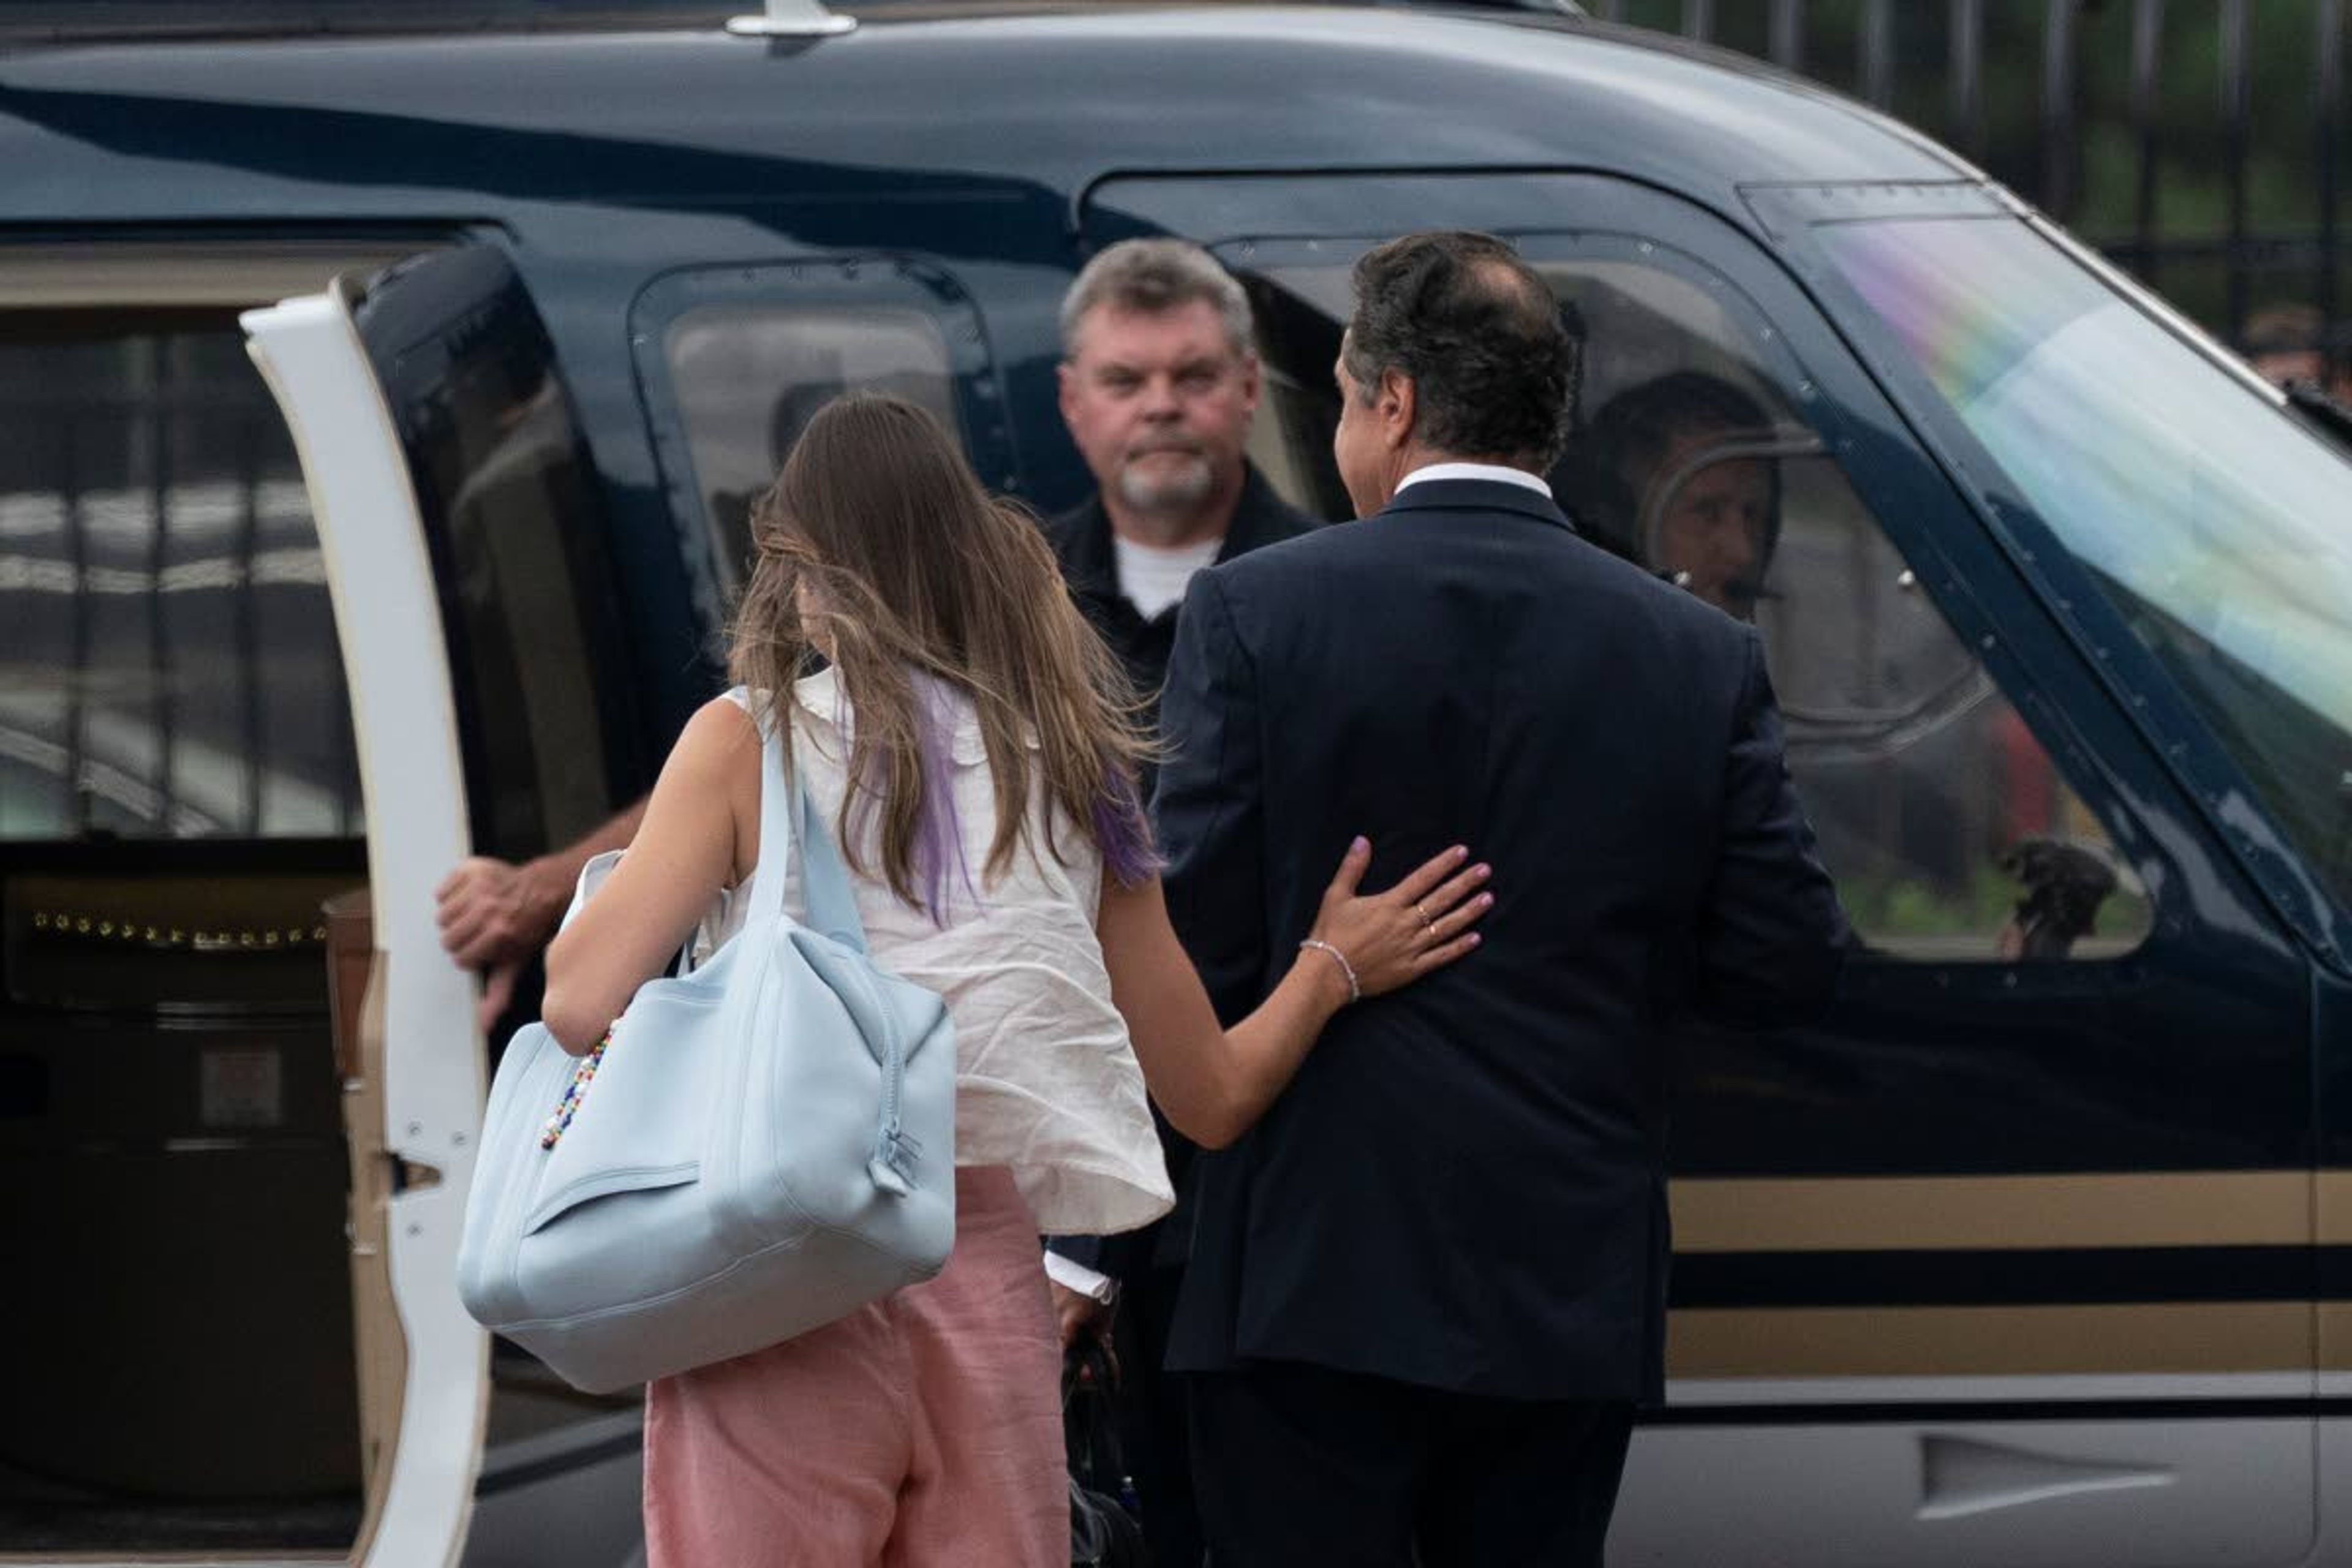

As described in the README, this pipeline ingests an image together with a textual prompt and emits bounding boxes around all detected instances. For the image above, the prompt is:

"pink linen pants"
[643,1166,1068,1567]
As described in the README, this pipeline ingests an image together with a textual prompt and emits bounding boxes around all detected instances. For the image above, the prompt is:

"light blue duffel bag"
[456,701,957,1393]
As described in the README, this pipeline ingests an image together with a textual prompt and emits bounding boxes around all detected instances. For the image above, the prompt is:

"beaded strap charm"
[540,1032,611,1150]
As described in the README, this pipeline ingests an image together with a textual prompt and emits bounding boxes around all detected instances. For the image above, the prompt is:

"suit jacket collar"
[1378,476,1577,532]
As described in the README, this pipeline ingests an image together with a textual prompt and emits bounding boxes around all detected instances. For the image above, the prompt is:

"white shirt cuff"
[1042,1249,1117,1302]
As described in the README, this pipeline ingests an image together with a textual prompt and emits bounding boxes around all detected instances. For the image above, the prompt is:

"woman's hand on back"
[1097,837,1493,1149]
[1308,839,1492,1000]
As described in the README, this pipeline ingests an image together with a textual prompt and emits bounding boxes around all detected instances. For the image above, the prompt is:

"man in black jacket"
[1045,238,1316,740]
[1041,237,1315,1568]
[1155,231,1849,1567]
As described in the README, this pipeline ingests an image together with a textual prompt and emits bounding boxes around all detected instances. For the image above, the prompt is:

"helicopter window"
[0,313,361,842]
[1821,214,2352,921]
[1235,249,2151,963]
[660,304,962,594]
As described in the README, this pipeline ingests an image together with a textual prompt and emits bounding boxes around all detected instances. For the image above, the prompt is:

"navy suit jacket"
[1155,477,1848,1401]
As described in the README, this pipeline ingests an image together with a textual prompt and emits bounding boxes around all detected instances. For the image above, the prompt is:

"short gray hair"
[1059,238,1255,360]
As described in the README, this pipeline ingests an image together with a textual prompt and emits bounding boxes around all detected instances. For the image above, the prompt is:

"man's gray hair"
[1059,238,1256,360]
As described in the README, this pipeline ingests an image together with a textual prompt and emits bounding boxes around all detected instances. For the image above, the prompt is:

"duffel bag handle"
[740,687,919,1197]
[742,687,870,954]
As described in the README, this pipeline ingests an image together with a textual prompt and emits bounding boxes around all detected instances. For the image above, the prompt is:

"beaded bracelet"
[540,1031,611,1150]
[1298,938,1360,1005]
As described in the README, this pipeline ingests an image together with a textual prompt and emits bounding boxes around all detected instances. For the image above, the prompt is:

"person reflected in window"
[1582,371,1782,621]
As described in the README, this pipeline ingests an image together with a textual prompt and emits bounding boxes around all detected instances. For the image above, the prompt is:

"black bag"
[1064,1338,1150,1567]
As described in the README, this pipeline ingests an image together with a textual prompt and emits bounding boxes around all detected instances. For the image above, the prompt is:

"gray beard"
[1115,453,1216,518]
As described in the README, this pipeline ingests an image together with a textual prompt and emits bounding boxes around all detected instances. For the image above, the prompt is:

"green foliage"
[1839,861,2019,942]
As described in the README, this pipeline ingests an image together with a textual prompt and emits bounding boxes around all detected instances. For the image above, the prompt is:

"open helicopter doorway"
[0,235,645,1567]
[0,241,483,1566]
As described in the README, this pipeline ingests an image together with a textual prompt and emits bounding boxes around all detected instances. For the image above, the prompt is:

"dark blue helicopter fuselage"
[7,18,2352,1526]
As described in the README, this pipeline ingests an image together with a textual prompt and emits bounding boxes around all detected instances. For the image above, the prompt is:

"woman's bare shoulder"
[665,693,764,784]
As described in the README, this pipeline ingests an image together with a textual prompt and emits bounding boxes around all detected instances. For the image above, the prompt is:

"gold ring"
[1415,902,1434,930]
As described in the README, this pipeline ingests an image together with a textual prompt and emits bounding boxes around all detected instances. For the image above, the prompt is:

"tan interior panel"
[326,891,406,1566]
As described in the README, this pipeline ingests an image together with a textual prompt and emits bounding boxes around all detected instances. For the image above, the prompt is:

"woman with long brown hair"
[541,394,1491,1564]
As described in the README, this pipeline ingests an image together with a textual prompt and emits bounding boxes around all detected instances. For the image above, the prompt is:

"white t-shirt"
[695,677,1175,1238]
[1112,532,1223,619]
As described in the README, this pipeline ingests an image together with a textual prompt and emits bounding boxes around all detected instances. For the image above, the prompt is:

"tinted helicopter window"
[0,314,361,841]
[1822,215,2352,919]
[353,244,641,864]
[1239,253,2151,963]
[662,306,962,593]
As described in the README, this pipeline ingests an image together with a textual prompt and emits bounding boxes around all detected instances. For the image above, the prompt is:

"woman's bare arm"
[1097,840,1491,1149]
[542,697,759,1053]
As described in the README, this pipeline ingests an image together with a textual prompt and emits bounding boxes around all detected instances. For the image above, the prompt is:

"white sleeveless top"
[698,675,1173,1237]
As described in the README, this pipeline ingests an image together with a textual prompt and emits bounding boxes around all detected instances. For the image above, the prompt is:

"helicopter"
[4,1,2352,1562]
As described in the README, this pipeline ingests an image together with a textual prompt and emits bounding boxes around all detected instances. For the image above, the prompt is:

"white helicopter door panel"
[243,279,486,1568]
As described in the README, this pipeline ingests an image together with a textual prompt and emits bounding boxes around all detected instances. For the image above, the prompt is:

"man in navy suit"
[1153,230,1849,1566]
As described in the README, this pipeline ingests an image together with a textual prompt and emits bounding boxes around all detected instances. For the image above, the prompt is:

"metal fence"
[1587,0,2348,382]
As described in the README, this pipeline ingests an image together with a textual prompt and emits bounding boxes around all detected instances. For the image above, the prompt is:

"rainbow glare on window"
[1819,214,2352,913]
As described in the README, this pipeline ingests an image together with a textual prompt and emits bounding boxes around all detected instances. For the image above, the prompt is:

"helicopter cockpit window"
[1236,245,2152,963]
[661,305,962,594]
[0,315,361,840]
[1821,213,2352,920]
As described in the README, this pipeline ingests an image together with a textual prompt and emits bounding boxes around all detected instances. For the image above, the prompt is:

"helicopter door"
[243,242,639,1567]
[249,239,684,1567]
[243,276,482,1568]
[250,239,654,1561]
